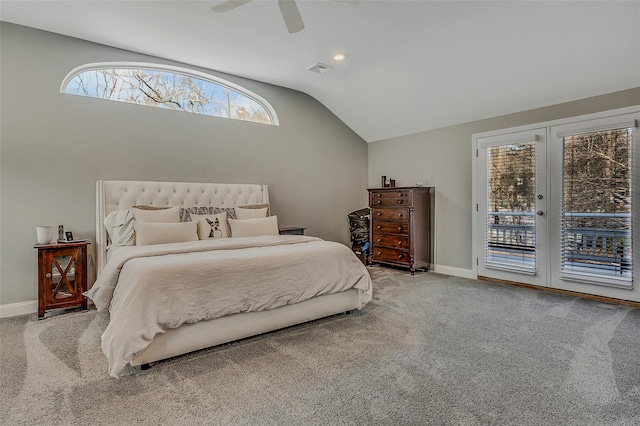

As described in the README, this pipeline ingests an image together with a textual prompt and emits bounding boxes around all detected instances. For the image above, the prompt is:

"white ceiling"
[1,1,639,143]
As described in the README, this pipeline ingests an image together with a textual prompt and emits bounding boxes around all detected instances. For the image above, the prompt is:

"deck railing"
[487,212,631,275]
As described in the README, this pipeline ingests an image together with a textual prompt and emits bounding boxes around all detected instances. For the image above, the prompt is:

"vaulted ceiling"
[2,1,639,142]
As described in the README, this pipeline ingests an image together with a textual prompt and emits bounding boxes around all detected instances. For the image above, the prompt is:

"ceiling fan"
[212,0,359,34]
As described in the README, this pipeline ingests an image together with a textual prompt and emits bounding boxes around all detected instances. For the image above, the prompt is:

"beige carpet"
[2,266,640,425]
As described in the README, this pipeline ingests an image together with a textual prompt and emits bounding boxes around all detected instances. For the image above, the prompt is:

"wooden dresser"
[368,186,432,273]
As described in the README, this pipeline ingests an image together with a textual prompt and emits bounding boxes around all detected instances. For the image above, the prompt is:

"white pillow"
[229,216,279,238]
[103,209,135,246]
[132,206,180,223]
[235,206,268,220]
[190,212,229,240]
[134,222,198,246]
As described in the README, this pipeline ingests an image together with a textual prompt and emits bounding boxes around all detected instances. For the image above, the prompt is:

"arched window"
[61,62,278,125]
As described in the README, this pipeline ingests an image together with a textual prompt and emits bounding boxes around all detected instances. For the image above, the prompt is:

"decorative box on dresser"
[368,186,432,274]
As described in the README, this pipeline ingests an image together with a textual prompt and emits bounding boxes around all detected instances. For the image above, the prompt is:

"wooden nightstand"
[279,226,306,235]
[34,241,90,319]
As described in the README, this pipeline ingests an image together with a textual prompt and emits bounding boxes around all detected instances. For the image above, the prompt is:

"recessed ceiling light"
[333,53,347,61]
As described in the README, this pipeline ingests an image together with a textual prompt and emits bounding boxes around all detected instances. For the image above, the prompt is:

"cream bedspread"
[86,235,372,377]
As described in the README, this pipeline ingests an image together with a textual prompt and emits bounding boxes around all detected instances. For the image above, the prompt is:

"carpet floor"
[1,266,640,425]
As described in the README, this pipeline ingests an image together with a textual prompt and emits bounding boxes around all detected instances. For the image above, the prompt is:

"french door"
[476,112,639,295]
[477,129,547,286]
[548,114,637,292]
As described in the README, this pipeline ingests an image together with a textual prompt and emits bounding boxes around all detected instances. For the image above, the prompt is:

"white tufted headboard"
[96,180,269,276]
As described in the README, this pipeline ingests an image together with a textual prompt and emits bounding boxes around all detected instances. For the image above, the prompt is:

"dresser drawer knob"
[45,273,52,278]
[377,200,381,204]
[377,251,382,256]
[398,213,403,217]
[377,212,381,216]
[398,200,403,204]
[397,254,404,259]
[377,225,382,229]
[377,239,381,242]
[377,193,381,197]
[398,241,402,245]
[398,227,403,231]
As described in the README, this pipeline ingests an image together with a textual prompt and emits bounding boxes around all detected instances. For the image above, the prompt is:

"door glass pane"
[562,128,632,281]
[51,255,76,299]
[486,142,536,268]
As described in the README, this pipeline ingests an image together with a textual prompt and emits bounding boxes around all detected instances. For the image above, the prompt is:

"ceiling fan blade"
[278,0,305,33]
[212,0,253,13]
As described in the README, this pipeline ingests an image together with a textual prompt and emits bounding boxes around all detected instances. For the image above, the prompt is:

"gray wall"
[368,87,640,272]
[0,23,369,306]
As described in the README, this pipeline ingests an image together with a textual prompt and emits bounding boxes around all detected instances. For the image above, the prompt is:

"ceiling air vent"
[306,62,334,74]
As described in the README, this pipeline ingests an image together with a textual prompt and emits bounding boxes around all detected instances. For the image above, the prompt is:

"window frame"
[60,62,279,126]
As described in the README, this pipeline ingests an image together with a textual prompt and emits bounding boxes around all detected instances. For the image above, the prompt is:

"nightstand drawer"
[372,207,409,222]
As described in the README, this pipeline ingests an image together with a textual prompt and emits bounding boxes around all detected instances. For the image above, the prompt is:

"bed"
[88,180,372,377]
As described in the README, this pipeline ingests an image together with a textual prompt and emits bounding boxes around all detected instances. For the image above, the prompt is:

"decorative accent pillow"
[134,222,198,246]
[190,212,229,239]
[181,206,215,222]
[132,206,180,223]
[229,216,279,238]
[235,206,268,220]
[103,209,135,246]
[236,203,270,214]
[180,206,235,222]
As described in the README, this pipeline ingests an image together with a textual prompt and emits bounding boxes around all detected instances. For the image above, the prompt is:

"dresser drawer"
[372,247,410,264]
[372,234,409,249]
[372,221,409,235]
[372,207,409,222]
[370,190,410,206]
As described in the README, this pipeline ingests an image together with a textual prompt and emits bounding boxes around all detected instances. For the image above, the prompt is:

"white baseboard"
[0,300,37,318]
[433,264,476,280]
